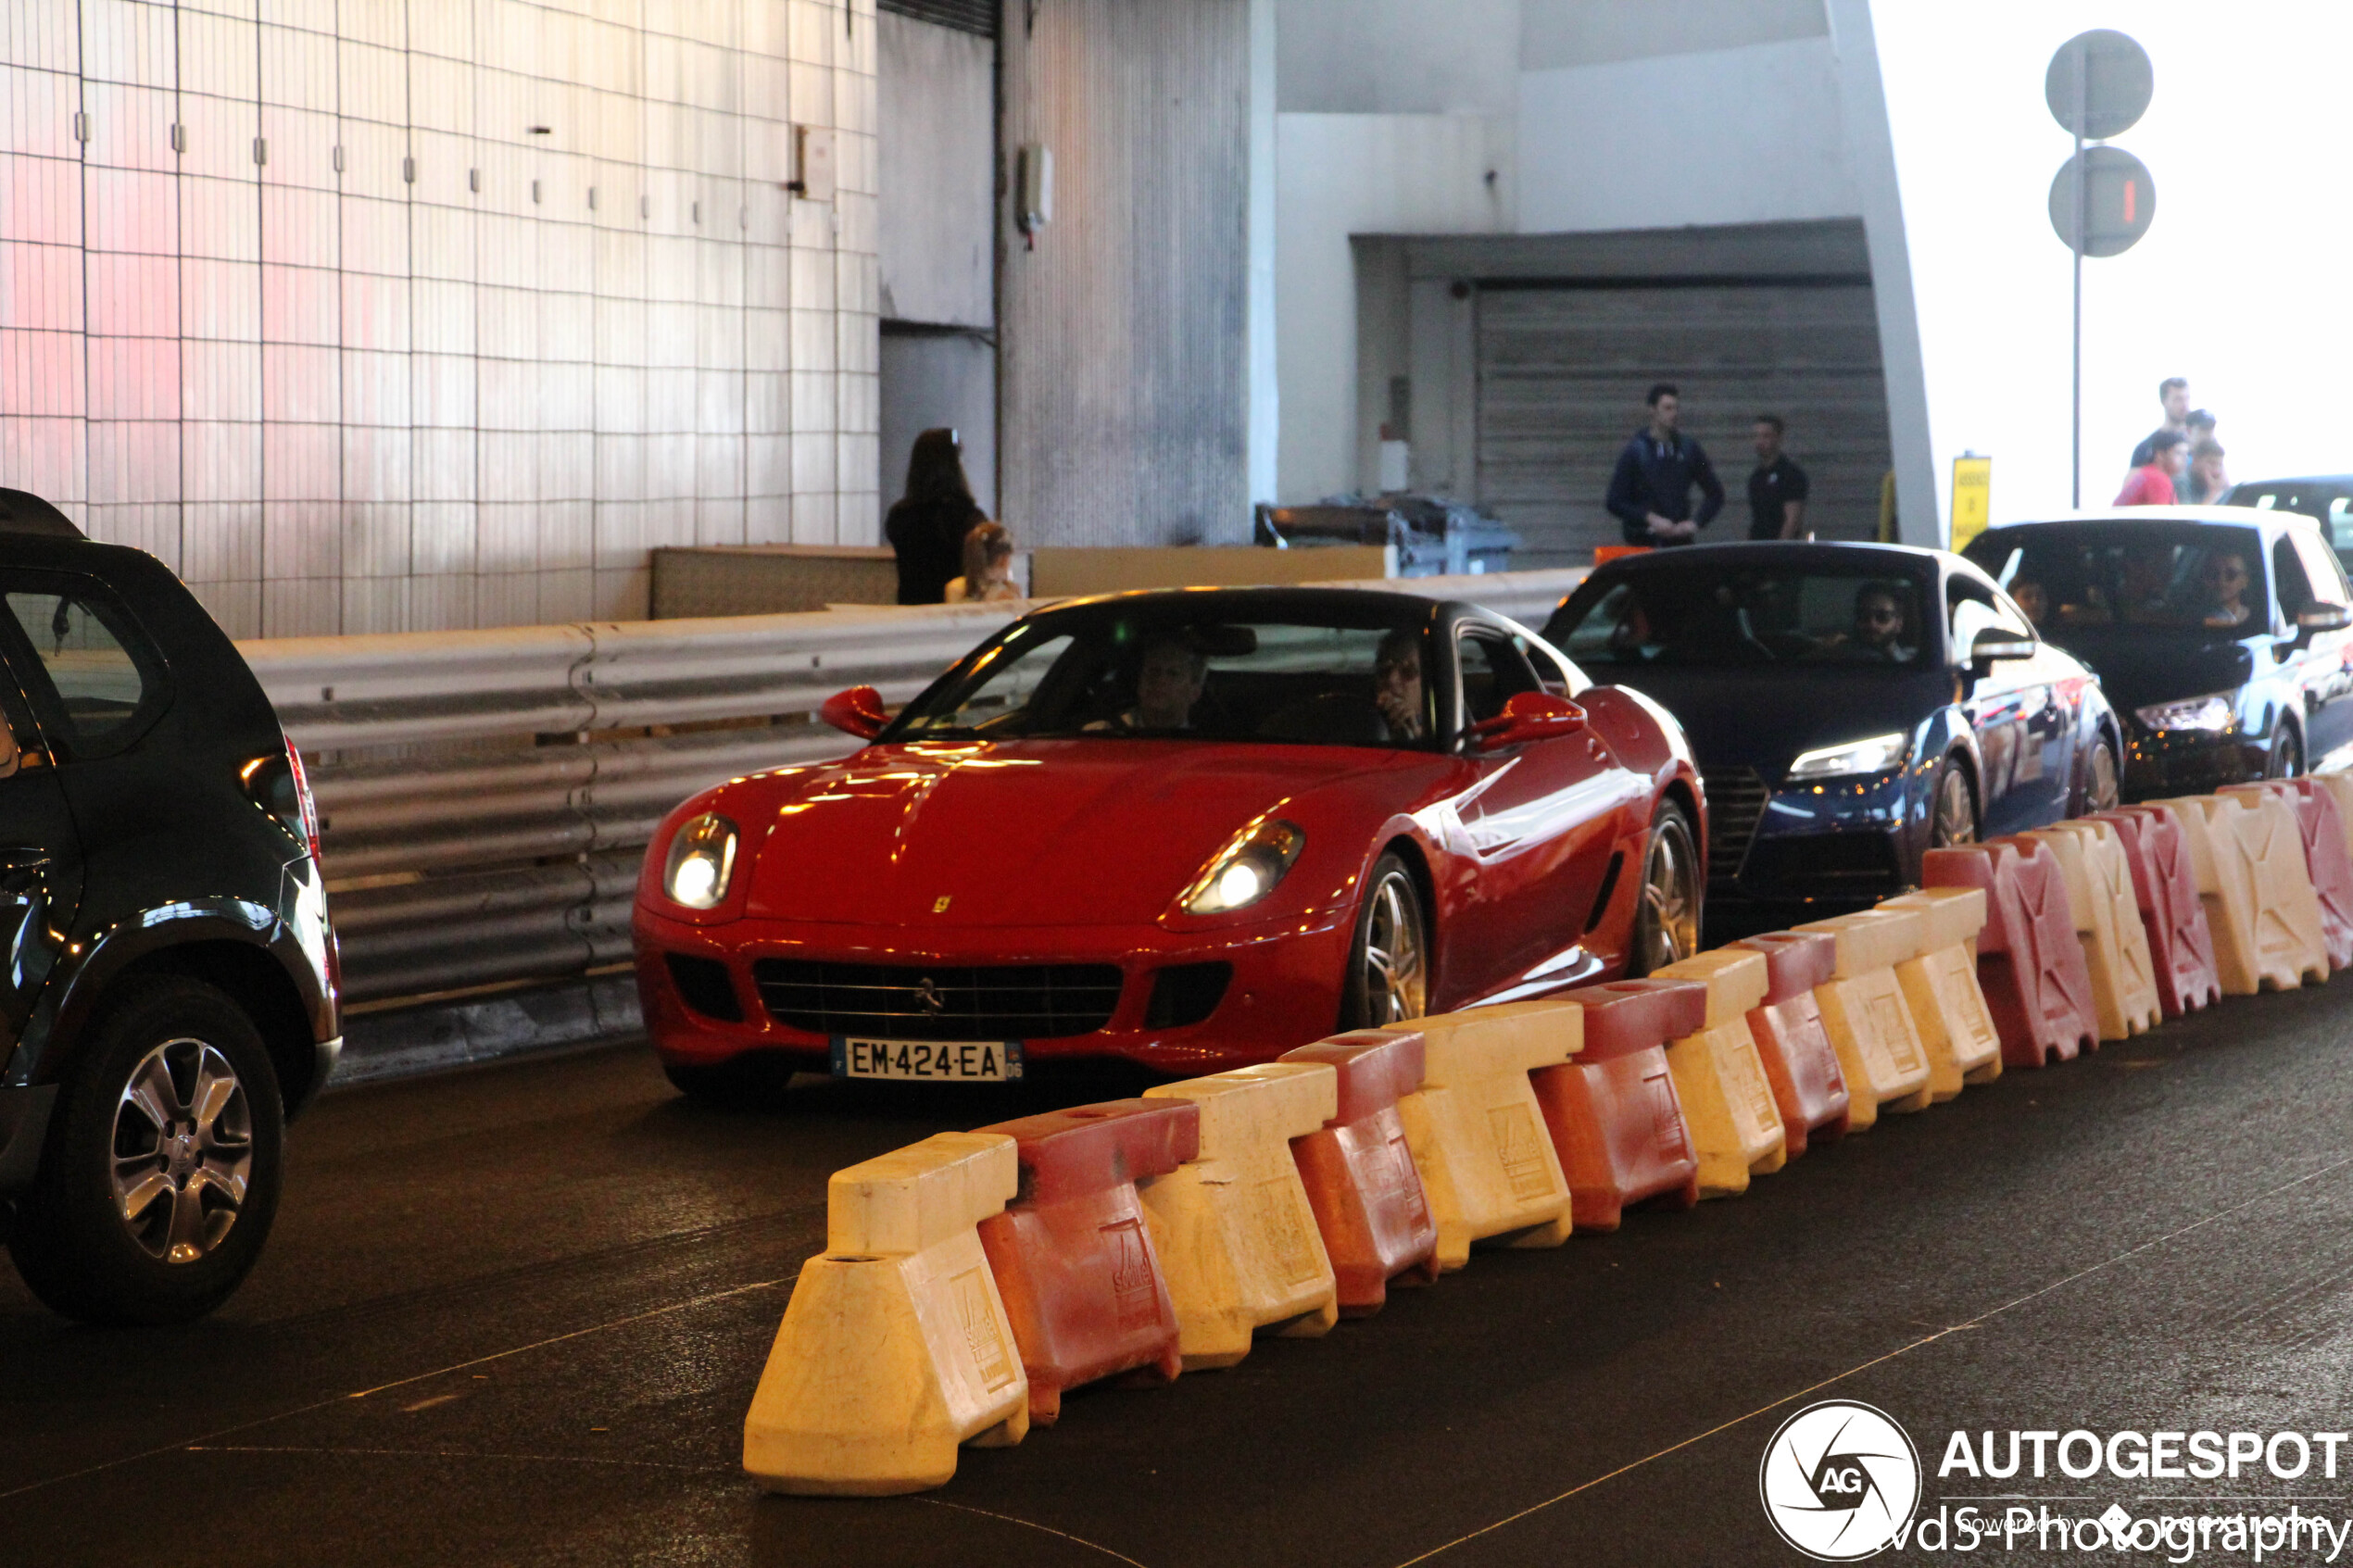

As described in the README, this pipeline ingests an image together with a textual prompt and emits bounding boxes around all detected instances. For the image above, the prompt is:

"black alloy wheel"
[1930,759,1980,848]
[1629,800,1702,977]
[1340,852,1429,1030]
[8,977,283,1325]
[2083,738,2122,814]
[2266,721,2304,780]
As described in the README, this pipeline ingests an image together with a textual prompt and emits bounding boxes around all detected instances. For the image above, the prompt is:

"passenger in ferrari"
[1092,637,1211,731]
[1374,626,1427,741]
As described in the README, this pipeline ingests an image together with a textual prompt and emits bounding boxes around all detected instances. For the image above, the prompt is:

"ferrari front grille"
[751,959,1126,1041]
[1700,766,1769,888]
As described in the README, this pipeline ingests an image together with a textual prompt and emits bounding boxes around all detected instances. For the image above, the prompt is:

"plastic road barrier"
[2169,793,2329,989]
[1734,931,1851,1159]
[973,1100,1198,1424]
[1141,1062,1340,1369]
[1791,908,1936,1121]
[1395,1002,1579,1268]
[1530,979,1704,1230]
[2232,780,2353,971]
[2090,806,2221,1018]
[2309,773,2353,859]
[2020,822,2162,1040]
[1877,887,2003,1098]
[2148,797,2264,997]
[1280,1031,1440,1316]
[744,1132,1027,1495]
[1652,951,1785,1198]
[1926,840,2098,1067]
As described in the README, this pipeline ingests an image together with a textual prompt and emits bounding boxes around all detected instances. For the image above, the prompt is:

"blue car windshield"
[1963,523,2270,637]
[1549,565,1933,669]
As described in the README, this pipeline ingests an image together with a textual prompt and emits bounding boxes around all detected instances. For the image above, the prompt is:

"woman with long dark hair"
[885,428,989,605]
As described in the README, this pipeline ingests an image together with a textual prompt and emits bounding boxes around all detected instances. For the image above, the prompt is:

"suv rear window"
[1,583,167,757]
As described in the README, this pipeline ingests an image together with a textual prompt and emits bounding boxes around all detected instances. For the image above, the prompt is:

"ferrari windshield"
[1964,523,2271,637]
[1549,562,1936,669]
[888,599,1440,746]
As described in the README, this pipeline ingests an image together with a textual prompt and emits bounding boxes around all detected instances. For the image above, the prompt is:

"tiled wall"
[0,0,879,635]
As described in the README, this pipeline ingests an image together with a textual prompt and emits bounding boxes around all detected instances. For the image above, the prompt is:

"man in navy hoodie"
[1605,383,1725,546]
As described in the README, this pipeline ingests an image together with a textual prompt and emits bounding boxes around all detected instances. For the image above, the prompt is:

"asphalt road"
[7,980,2353,1568]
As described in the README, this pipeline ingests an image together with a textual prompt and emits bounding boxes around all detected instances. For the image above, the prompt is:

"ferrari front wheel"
[1629,800,1701,977]
[1341,851,1428,1030]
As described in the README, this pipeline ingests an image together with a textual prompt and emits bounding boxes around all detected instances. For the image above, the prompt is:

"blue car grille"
[752,959,1126,1040]
[1701,766,1769,889]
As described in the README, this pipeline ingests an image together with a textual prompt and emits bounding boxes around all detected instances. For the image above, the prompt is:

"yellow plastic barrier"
[1142,1061,1340,1369]
[2150,797,2263,996]
[2221,790,2333,987]
[1392,1002,1579,1269]
[2309,774,2353,859]
[1878,886,2002,1098]
[743,1132,1028,1495]
[1654,949,1783,1198]
[1791,908,1934,1123]
[2021,821,2161,1039]
[2162,794,2327,990]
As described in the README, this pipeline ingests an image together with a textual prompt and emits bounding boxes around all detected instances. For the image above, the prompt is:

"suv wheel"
[9,977,283,1324]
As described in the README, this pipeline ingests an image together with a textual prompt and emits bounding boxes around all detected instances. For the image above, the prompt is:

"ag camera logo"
[1760,1400,1923,1560]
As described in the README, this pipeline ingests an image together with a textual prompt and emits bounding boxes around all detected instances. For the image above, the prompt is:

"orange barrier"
[1877,886,2002,1098]
[1280,1031,1440,1316]
[2149,797,2264,995]
[2020,822,2161,1040]
[1397,1003,1578,1268]
[974,1101,1196,1424]
[1733,930,1851,1159]
[2091,806,2221,1017]
[1530,979,1704,1230]
[2309,774,2353,859]
[2197,792,2330,988]
[2228,780,2353,971]
[1926,840,2097,1067]
[1655,950,1785,1198]
[744,1132,1027,1494]
[1791,908,1934,1122]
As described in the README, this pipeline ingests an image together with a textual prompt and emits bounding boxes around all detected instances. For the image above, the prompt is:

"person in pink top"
[2115,429,2187,506]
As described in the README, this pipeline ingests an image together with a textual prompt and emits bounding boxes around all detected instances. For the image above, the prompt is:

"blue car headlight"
[2133,695,2234,734]
[1784,732,1907,782]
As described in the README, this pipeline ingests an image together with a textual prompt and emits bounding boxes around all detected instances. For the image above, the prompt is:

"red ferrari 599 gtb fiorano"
[634,586,1706,1095]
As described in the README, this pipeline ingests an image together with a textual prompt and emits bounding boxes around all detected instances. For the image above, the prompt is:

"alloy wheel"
[110,1037,255,1265]
[1359,868,1428,1025]
[2267,724,2304,780]
[2086,742,2121,813]
[1931,766,1978,847]
[1635,813,1701,973]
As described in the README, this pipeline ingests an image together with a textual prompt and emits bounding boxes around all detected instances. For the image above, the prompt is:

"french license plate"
[833,1036,1025,1082]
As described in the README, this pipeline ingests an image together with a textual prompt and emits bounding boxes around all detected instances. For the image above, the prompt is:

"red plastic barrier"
[1733,931,1851,1159]
[1925,840,2097,1068]
[2090,807,2221,1017]
[1531,979,1704,1231]
[1279,1031,1440,1316]
[974,1099,1199,1424]
[2270,782,2353,970]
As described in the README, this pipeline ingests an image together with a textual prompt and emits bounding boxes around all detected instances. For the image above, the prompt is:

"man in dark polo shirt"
[1604,383,1725,546]
[1747,414,1809,540]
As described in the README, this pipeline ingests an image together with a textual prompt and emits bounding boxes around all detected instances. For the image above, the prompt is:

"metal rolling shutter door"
[1475,282,1894,566]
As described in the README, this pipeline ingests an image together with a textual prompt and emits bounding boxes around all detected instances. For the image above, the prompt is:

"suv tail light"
[283,738,323,863]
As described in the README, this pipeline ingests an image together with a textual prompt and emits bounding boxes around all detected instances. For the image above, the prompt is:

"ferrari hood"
[739,740,1392,926]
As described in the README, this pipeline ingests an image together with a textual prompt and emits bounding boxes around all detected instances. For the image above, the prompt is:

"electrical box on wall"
[1016,144,1053,239]
[788,125,836,203]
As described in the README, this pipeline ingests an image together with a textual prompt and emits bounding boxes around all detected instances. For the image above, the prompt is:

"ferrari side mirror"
[1470,690,1587,751]
[819,684,888,740]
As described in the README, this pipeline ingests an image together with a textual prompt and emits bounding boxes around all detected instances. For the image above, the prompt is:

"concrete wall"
[0,0,882,634]
[1000,0,1252,546]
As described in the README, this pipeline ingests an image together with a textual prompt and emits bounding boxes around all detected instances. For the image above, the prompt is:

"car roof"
[1586,539,1952,578]
[1975,505,2321,537]
[2229,474,2353,488]
[1038,583,1482,624]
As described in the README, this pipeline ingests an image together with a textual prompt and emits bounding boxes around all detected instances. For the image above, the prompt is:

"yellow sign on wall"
[1950,455,1993,553]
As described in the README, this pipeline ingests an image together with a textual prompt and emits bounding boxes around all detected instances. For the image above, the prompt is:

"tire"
[1628,800,1702,977]
[1929,759,1979,849]
[2082,735,2122,814]
[1340,852,1429,1030]
[8,977,283,1325]
[2266,721,2304,780]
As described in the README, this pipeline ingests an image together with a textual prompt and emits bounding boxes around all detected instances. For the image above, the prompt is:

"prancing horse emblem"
[933,895,952,913]
[915,978,945,1016]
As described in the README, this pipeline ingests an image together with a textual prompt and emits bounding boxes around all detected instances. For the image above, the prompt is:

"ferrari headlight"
[1181,819,1305,916]
[663,813,739,909]
[2134,694,2234,734]
[1785,732,1908,781]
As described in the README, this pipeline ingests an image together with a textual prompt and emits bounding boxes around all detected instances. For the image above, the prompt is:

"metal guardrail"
[240,569,1589,1006]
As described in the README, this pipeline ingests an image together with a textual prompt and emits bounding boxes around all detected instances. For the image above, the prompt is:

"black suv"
[0,490,338,1323]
